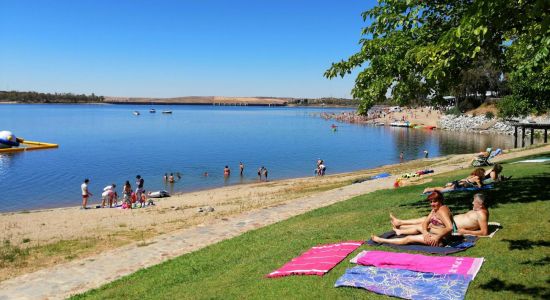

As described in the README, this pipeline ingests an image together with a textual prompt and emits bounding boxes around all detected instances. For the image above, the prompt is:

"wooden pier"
[511,122,550,148]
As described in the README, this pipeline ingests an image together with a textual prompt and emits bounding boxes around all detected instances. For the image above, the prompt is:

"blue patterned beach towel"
[335,266,472,300]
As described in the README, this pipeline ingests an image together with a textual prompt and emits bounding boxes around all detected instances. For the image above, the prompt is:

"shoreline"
[0,158,430,216]
[0,101,357,108]
[1,144,549,283]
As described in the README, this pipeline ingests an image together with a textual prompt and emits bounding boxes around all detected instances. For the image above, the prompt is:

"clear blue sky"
[0,0,375,98]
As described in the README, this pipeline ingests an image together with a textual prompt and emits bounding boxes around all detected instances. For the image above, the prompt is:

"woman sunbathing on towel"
[423,168,485,194]
[390,193,489,236]
[371,191,454,246]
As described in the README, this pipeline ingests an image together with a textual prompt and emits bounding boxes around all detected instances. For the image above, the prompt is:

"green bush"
[445,106,462,116]
[485,111,495,119]
[497,96,532,118]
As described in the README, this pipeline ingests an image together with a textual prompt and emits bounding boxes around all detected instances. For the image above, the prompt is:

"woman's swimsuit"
[430,213,458,233]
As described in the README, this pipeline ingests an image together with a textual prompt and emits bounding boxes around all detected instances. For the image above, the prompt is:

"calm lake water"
[0,104,514,212]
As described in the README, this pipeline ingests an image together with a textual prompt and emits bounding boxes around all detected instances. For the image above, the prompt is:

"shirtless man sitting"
[390,193,489,236]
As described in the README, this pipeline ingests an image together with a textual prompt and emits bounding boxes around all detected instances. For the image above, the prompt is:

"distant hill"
[104,96,291,106]
[0,91,357,106]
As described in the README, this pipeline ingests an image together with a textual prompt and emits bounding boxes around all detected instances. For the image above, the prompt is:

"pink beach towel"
[267,241,363,278]
[351,250,484,279]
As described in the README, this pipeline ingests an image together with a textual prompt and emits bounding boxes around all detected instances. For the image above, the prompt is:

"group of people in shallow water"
[163,172,181,183]
[371,164,507,246]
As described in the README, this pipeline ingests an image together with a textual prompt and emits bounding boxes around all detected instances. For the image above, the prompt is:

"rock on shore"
[438,114,550,135]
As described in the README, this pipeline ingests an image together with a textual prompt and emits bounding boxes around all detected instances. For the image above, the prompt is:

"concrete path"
[0,145,547,299]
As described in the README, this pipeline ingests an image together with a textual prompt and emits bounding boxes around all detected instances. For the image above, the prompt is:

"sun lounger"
[472,148,493,167]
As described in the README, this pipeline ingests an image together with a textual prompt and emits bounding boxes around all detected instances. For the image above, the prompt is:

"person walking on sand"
[81,178,92,209]
[239,162,244,176]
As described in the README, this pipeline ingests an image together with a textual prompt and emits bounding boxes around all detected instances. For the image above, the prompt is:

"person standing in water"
[399,151,404,162]
[257,167,263,181]
[424,150,429,158]
[239,162,244,176]
[262,167,268,181]
[224,165,231,177]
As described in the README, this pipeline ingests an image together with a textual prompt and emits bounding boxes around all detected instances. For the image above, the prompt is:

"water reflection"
[388,127,514,161]
[0,154,15,177]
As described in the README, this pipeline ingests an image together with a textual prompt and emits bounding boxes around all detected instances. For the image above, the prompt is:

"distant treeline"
[290,97,359,106]
[0,91,104,103]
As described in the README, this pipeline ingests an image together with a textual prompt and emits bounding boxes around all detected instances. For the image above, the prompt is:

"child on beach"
[122,181,132,205]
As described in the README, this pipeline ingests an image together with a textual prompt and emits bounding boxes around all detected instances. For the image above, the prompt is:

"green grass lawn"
[73,154,550,299]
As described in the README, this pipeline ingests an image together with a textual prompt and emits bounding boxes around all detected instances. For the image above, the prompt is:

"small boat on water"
[149,108,156,113]
[133,111,140,116]
[162,110,173,114]
[390,121,410,127]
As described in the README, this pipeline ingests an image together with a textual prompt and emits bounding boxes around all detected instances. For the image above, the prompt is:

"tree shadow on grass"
[400,172,550,212]
[521,256,550,266]
[479,278,550,299]
[501,239,550,250]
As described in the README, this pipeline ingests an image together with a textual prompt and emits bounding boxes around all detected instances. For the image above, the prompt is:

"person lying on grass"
[423,168,485,194]
[483,164,511,184]
[371,191,453,246]
[390,193,489,236]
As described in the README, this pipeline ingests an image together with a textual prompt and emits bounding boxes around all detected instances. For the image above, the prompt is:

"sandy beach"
[1,144,548,282]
